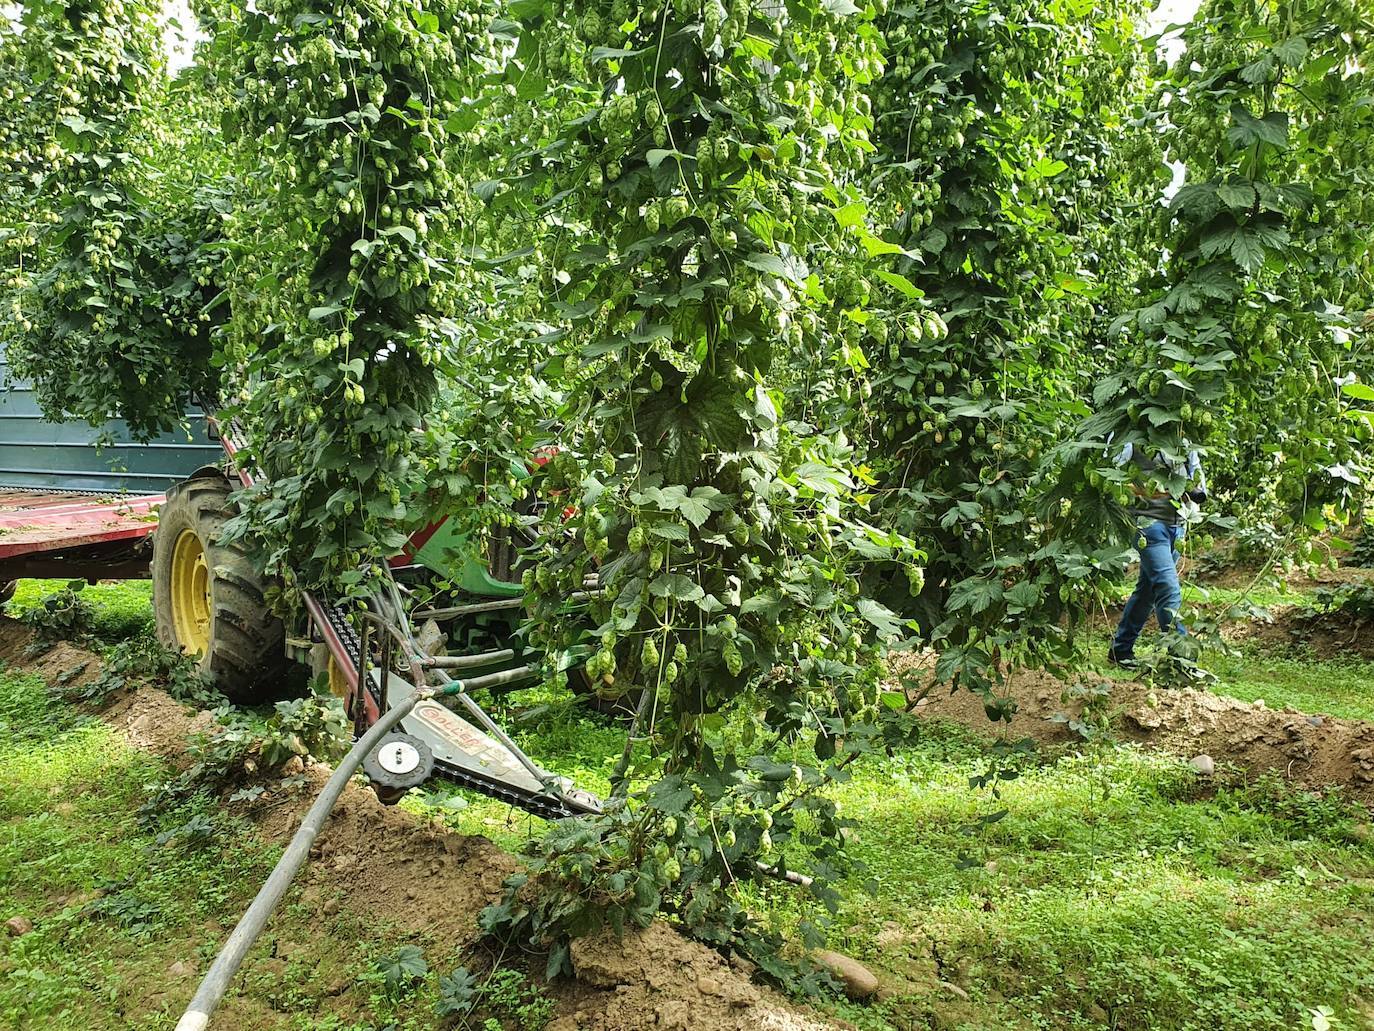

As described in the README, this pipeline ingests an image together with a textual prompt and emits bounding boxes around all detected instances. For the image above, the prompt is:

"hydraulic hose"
[174,684,454,1031]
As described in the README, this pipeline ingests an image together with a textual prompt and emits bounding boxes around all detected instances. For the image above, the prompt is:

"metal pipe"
[453,693,548,784]
[418,649,515,670]
[412,597,524,620]
[416,590,603,621]
[174,690,429,1031]
[356,608,416,662]
[453,665,537,692]
[368,583,418,661]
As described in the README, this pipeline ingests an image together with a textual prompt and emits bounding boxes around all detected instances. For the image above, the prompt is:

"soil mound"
[0,615,842,1029]
[259,762,517,949]
[1225,606,1374,660]
[896,656,1374,802]
[249,766,841,1028]
[1100,595,1374,660]
[561,923,834,1031]
[1194,558,1373,592]
[106,685,219,759]
[0,616,215,761]
[0,617,102,691]
[1174,552,1374,656]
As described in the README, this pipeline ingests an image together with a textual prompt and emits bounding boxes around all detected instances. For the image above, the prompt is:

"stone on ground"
[813,949,878,1000]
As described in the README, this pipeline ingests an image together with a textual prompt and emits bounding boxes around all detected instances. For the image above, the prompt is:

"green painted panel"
[412,518,523,597]
[0,352,221,493]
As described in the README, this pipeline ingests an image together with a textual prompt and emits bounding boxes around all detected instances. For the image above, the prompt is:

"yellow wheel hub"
[170,529,212,657]
[326,655,349,699]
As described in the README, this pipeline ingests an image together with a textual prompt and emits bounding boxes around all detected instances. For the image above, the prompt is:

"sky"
[157,0,1204,70]
[1148,0,1204,33]
[164,0,198,70]
[1147,0,1204,63]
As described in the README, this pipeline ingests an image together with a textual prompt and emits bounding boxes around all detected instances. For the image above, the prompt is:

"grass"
[802,728,1374,1030]
[6,576,1374,1029]
[1207,650,1374,721]
[6,578,155,645]
[0,666,541,1030]
[1080,619,1374,722]
[1098,575,1313,614]
[0,666,272,1028]
[1085,573,1374,721]
[412,558,1371,1027]
[405,689,1374,1031]
[1179,579,1311,610]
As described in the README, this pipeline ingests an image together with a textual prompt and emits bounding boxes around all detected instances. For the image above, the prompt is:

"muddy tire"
[152,474,285,703]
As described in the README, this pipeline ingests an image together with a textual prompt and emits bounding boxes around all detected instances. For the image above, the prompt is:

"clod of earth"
[5,916,33,937]
[939,980,971,1002]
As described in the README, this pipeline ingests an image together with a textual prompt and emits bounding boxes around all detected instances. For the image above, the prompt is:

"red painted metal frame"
[4,413,418,732]
[0,489,165,560]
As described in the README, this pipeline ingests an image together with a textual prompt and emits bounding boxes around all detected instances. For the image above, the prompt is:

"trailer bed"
[0,488,164,579]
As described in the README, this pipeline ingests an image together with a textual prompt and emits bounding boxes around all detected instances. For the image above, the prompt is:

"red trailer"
[0,487,167,584]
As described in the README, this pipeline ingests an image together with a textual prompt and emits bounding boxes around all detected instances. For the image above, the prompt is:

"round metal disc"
[363,732,433,791]
[378,739,421,776]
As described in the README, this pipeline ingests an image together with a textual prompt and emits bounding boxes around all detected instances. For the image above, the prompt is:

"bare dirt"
[1224,605,1374,660]
[560,924,835,1031]
[894,654,1374,803]
[0,618,102,691]
[1180,548,1374,656]
[1193,555,1374,592]
[1100,563,1374,658]
[0,617,843,1031]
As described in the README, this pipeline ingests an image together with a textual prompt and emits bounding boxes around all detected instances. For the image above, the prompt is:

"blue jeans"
[1112,521,1185,655]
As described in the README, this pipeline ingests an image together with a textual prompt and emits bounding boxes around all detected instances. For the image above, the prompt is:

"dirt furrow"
[0,617,841,1031]
[894,654,1374,803]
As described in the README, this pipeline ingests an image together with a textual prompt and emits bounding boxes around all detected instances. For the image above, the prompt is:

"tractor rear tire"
[568,665,644,719]
[152,474,285,704]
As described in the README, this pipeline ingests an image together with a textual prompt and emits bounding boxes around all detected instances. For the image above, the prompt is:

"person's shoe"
[1107,646,1138,669]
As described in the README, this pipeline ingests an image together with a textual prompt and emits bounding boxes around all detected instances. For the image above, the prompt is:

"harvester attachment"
[314,596,603,821]
[382,669,603,821]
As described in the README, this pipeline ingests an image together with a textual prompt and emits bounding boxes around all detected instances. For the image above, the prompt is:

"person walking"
[1107,441,1207,668]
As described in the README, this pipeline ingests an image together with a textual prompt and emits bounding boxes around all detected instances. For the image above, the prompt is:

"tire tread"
[152,475,285,703]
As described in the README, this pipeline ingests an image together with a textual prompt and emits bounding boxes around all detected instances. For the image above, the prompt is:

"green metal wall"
[0,348,221,494]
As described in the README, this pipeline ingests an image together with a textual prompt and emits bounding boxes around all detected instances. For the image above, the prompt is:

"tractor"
[149,420,604,819]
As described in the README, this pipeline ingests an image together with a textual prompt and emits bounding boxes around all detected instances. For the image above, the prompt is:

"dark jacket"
[1114,442,1207,526]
